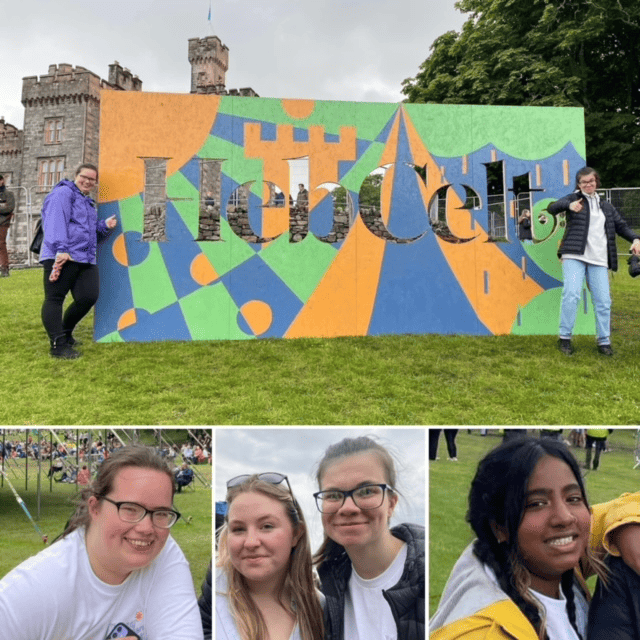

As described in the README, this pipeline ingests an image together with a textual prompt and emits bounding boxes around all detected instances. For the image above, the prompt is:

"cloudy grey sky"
[1,0,467,129]
[215,427,425,552]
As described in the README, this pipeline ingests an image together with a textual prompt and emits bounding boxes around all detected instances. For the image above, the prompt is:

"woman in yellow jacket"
[430,436,639,640]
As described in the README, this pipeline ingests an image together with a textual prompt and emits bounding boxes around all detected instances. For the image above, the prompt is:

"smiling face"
[86,466,173,585]
[517,455,591,598]
[319,451,397,553]
[578,172,598,195]
[74,168,98,195]
[227,491,300,590]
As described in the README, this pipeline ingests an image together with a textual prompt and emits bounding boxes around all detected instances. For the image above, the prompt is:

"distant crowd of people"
[0,432,212,488]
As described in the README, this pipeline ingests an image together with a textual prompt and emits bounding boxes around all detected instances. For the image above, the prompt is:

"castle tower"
[11,63,142,265]
[188,36,229,94]
[108,61,143,92]
[0,117,23,187]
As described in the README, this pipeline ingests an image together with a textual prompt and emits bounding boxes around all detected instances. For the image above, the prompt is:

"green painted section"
[218,97,399,141]
[167,172,199,237]
[511,287,595,335]
[198,136,264,196]
[119,195,144,233]
[97,331,125,344]
[260,233,338,302]
[197,217,256,277]
[129,243,177,313]
[525,199,565,280]
[218,97,286,125]
[404,104,585,159]
[179,284,251,341]
[341,142,386,193]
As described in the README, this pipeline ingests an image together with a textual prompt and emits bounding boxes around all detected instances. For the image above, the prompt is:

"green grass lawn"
[429,428,640,618]
[1,264,640,424]
[0,431,211,594]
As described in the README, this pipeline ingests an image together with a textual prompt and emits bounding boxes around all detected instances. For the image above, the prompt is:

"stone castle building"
[0,35,257,267]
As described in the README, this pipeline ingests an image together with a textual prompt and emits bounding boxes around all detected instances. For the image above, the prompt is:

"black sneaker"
[50,337,81,360]
[557,338,574,356]
[65,333,82,347]
[597,344,614,356]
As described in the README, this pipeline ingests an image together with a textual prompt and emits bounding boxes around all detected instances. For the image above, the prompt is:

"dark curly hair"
[467,437,603,640]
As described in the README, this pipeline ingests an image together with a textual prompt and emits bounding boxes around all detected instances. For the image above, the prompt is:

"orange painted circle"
[282,99,316,120]
[190,253,219,286]
[240,300,273,336]
[112,233,128,266]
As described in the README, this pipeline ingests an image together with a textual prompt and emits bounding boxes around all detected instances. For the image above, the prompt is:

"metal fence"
[487,194,506,239]
[600,188,640,230]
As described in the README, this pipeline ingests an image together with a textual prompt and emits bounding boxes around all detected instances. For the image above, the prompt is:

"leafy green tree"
[402,0,640,187]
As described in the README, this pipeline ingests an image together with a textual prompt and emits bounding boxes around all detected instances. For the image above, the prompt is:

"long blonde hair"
[217,476,324,640]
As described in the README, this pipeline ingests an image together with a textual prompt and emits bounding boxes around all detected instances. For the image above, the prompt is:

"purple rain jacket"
[39,179,110,264]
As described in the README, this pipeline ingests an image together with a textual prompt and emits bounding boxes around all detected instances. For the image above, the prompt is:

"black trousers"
[429,429,458,460]
[41,260,100,340]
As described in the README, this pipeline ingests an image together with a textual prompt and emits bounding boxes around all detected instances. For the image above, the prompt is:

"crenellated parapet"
[21,64,110,107]
[0,117,22,156]
[108,61,143,92]
[188,36,230,94]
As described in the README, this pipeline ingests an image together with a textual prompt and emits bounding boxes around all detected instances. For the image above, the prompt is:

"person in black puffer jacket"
[546,166,640,357]
[198,561,212,640]
[312,436,425,640]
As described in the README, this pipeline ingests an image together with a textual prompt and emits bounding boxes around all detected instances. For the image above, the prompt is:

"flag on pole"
[208,1,211,22]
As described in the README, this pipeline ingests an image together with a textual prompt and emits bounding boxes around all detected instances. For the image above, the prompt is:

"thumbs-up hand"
[569,198,584,213]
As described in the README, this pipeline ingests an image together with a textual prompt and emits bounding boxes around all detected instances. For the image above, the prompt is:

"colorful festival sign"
[95,92,590,342]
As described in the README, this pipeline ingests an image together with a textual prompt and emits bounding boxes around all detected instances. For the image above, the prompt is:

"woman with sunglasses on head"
[430,436,640,640]
[216,473,324,640]
[0,445,204,640]
[313,436,425,640]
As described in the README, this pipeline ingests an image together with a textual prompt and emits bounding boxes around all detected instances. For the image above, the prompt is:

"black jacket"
[317,523,425,640]
[198,562,212,640]
[588,555,640,640]
[547,191,639,271]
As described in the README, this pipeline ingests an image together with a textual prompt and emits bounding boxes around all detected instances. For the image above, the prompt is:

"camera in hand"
[629,254,640,278]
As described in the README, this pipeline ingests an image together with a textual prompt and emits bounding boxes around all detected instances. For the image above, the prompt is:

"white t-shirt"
[215,568,324,640]
[343,544,407,640]
[483,564,588,640]
[564,191,608,267]
[531,586,588,640]
[0,528,204,640]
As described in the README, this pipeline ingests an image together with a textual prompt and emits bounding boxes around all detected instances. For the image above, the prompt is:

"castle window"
[44,118,64,144]
[38,158,65,190]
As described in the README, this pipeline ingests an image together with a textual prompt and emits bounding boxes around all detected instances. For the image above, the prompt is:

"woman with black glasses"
[0,445,203,640]
[39,162,117,359]
[216,473,324,640]
[312,436,425,640]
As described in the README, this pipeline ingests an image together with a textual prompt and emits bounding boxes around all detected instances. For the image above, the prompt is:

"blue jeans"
[559,259,611,345]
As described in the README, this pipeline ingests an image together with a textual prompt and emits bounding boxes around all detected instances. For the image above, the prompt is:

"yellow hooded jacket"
[430,492,640,640]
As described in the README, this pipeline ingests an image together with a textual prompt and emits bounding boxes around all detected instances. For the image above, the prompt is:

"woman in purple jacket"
[40,163,116,359]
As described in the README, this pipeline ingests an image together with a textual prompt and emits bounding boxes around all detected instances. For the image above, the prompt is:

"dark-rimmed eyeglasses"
[313,484,393,513]
[101,496,181,528]
[77,174,97,183]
